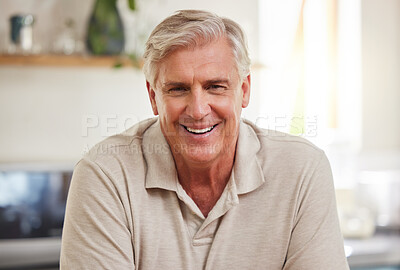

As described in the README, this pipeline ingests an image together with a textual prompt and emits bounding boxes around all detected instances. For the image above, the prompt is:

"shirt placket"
[175,173,239,246]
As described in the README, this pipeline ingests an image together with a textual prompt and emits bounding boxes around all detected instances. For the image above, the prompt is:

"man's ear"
[146,81,159,115]
[241,74,251,108]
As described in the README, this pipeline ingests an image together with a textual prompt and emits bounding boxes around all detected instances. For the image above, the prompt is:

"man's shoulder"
[72,118,160,190]
[84,117,159,162]
[241,119,324,162]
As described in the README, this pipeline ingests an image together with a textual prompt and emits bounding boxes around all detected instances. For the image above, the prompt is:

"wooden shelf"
[0,54,138,68]
[0,54,265,70]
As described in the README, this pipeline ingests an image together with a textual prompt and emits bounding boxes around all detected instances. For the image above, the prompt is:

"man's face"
[147,37,250,165]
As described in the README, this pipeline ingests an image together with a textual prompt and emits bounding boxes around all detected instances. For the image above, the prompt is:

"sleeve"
[283,153,350,270]
[60,158,135,269]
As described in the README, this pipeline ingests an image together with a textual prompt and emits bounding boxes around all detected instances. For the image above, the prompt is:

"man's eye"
[169,87,187,92]
[208,85,225,90]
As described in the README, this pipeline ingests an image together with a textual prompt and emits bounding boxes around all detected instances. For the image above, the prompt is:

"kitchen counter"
[0,233,399,269]
[345,232,400,268]
[0,237,60,269]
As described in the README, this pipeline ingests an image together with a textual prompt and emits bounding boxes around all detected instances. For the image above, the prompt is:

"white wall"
[0,67,152,163]
[361,0,400,152]
[0,0,261,164]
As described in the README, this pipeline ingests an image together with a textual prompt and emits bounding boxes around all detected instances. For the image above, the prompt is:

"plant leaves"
[128,0,136,10]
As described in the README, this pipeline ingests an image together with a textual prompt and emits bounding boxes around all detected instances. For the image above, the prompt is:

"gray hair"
[143,10,251,87]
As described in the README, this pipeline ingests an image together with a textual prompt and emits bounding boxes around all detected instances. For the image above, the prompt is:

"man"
[60,10,349,269]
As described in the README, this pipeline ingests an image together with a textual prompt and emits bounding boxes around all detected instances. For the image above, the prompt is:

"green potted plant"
[86,0,136,55]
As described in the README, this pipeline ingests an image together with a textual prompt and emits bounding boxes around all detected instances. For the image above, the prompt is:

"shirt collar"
[234,119,265,194]
[143,119,178,192]
[143,118,265,194]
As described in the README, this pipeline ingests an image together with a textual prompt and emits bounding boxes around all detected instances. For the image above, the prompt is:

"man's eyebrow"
[161,79,230,88]
[204,79,230,85]
[162,81,189,88]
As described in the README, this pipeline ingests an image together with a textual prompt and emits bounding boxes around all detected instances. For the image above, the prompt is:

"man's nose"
[186,87,211,120]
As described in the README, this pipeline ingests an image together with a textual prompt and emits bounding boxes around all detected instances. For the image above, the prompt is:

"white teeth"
[186,126,213,134]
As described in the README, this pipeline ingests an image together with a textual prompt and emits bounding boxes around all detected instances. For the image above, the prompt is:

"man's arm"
[60,158,135,269]
[283,153,349,270]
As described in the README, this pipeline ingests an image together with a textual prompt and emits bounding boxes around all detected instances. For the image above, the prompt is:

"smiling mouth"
[183,124,217,134]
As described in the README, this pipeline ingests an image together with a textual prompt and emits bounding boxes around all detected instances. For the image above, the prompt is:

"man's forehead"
[156,41,237,85]
[157,65,235,88]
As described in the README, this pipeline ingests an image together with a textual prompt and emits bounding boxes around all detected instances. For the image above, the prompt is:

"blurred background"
[0,0,399,269]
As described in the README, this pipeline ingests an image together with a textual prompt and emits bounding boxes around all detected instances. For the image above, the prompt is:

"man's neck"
[173,150,236,218]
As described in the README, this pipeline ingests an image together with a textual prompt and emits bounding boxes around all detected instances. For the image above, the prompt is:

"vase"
[86,0,125,55]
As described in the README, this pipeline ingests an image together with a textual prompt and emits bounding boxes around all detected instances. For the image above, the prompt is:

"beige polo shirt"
[60,118,349,269]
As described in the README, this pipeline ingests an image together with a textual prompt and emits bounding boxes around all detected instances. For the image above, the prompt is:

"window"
[258,0,362,187]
